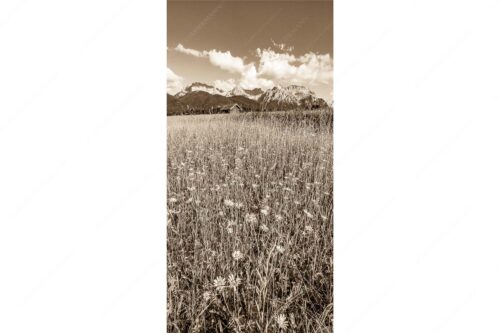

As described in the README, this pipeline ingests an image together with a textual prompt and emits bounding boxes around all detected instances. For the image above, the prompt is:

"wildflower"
[276,245,285,254]
[245,213,258,224]
[232,250,244,261]
[252,184,259,189]
[227,274,241,289]
[187,186,196,191]
[227,227,234,234]
[275,314,288,330]
[235,202,243,209]
[219,211,225,217]
[275,214,284,222]
[303,209,314,219]
[213,276,226,290]
[203,291,213,301]
[260,207,269,216]
[259,224,269,233]
[224,199,235,207]
[305,225,313,233]
[227,220,237,227]
[168,197,178,203]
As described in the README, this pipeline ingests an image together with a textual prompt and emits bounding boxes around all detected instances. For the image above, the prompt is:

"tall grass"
[168,110,333,332]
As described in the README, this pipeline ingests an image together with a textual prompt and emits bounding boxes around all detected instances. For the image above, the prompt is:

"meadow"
[167,110,333,332]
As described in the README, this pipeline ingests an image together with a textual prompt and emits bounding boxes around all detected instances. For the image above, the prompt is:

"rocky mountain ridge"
[168,83,329,115]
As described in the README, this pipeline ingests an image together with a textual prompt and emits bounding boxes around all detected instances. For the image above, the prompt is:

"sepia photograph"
[167,0,334,331]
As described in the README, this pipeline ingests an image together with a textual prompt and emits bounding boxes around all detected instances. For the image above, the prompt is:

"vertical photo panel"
[167,1,333,331]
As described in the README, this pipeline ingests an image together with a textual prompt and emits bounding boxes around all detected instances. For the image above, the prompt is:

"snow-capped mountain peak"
[260,85,313,105]
[224,86,263,100]
[171,82,327,112]
[258,85,327,111]
[176,82,225,97]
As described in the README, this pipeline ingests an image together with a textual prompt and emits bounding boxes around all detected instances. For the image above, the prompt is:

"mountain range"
[167,82,329,115]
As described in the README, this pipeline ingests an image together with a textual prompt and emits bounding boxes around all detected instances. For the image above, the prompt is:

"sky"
[167,0,333,101]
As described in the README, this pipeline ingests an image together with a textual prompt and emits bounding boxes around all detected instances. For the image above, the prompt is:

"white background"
[1,0,500,332]
[0,0,165,332]
[336,0,500,332]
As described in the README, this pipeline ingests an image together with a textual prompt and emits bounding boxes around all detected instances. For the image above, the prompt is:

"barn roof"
[221,103,242,111]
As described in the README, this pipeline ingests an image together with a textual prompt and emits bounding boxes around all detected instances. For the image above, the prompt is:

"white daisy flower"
[232,250,244,261]
[276,245,285,254]
[213,276,226,290]
[203,291,213,301]
[245,213,258,224]
[275,314,288,330]
[224,199,235,207]
[169,197,178,203]
[259,224,269,233]
[227,274,241,289]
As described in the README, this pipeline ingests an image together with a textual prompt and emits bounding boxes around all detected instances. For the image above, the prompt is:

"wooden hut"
[221,104,242,114]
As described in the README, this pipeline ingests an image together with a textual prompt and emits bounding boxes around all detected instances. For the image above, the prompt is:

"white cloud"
[172,44,332,91]
[207,50,246,74]
[271,39,294,52]
[239,65,275,90]
[257,48,297,80]
[174,44,247,74]
[166,67,183,95]
[174,44,206,57]
[257,48,333,86]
